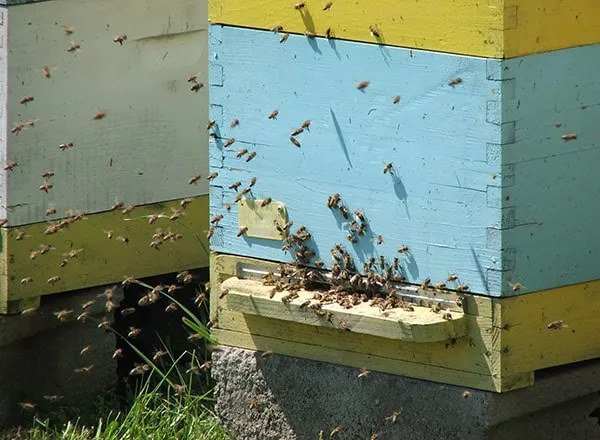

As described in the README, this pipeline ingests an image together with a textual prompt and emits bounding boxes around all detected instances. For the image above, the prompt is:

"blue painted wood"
[208,25,600,297]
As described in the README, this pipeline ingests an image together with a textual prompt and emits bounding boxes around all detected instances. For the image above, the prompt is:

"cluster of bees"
[11,23,213,413]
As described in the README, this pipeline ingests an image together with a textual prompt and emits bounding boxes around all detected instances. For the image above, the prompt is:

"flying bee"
[180,198,194,209]
[393,95,401,104]
[294,2,305,9]
[240,187,251,195]
[121,307,136,317]
[153,349,167,361]
[357,80,370,90]
[189,175,201,184]
[19,95,34,104]
[301,120,311,130]
[234,193,244,203]
[206,120,216,130]
[435,282,446,290]
[323,1,333,10]
[67,41,80,52]
[268,109,279,119]
[562,133,577,141]
[237,226,249,237]
[249,177,257,187]
[330,426,342,437]
[246,151,257,161]
[80,345,92,355]
[47,276,61,285]
[383,162,394,174]
[270,24,284,33]
[121,205,135,215]
[547,320,568,330]
[354,210,365,221]
[290,137,301,147]
[39,182,53,192]
[59,142,74,151]
[358,369,371,378]
[113,34,127,44]
[376,235,384,245]
[291,127,304,136]
[230,119,239,128]
[260,198,272,207]
[262,350,274,358]
[369,25,380,38]
[20,277,34,285]
[74,365,95,374]
[53,308,72,321]
[93,111,106,120]
[16,230,26,240]
[127,327,142,338]
[397,245,409,253]
[279,33,289,43]
[508,281,523,292]
[129,363,150,376]
[211,214,223,224]
[65,248,84,258]
[207,172,219,181]
[236,148,248,158]
[421,278,431,289]
[190,82,204,91]
[229,181,242,191]
[18,402,37,411]
[447,273,458,282]
[448,77,463,86]
[11,122,24,135]
[223,138,235,147]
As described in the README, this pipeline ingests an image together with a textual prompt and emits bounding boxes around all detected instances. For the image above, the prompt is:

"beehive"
[208,0,600,391]
[0,0,210,313]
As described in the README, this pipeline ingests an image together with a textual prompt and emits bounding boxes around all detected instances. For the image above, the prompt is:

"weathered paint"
[208,0,600,58]
[209,25,600,297]
[2,0,209,226]
[0,195,209,313]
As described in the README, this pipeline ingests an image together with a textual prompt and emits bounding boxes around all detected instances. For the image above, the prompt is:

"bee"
[393,95,401,104]
[53,308,72,321]
[246,151,257,161]
[354,210,365,222]
[462,390,471,399]
[327,193,340,208]
[2,160,17,172]
[39,182,53,192]
[230,119,240,128]
[229,181,242,191]
[20,277,34,285]
[376,235,384,245]
[547,320,568,330]
[206,119,216,130]
[421,278,431,289]
[97,319,111,329]
[42,65,52,78]
[346,234,357,244]
[121,307,136,317]
[103,229,114,239]
[304,30,316,38]
[357,81,370,90]
[291,127,304,136]
[370,434,379,440]
[456,284,469,291]
[234,193,244,203]
[435,282,447,290]
[187,73,199,83]
[237,226,249,237]
[165,302,178,312]
[262,350,274,358]
[358,369,371,378]
[397,245,409,253]
[18,402,37,411]
[113,34,127,45]
[249,177,257,187]
[223,138,235,148]
[189,175,201,184]
[42,171,55,178]
[14,230,26,240]
[93,111,106,120]
[290,136,301,147]
[129,363,150,376]
[268,109,279,119]
[80,300,95,310]
[294,2,305,9]
[211,214,224,224]
[62,24,74,34]
[369,25,380,38]
[19,95,34,104]
[43,395,64,403]
[383,162,394,174]
[153,349,167,361]
[121,205,135,215]
[386,410,400,423]
[447,273,458,282]
[509,281,523,292]
[59,142,74,150]
[224,203,232,211]
[330,426,342,437]
[116,235,129,244]
[191,82,204,91]
[236,148,248,158]
[80,345,92,355]
[280,33,289,43]
[11,122,24,135]
[47,276,61,285]
[260,198,272,207]
[66,248,84,258]
[111,200,124,211]
[561,134,577,141]
[323,2,333,10]
[240,187,251,195]
[325,27,333,39]
[379,255,385,269]
[127,327,142,338]
[301,120,311,130]
[448,77,463,86]
[180,198,194,209]
[207,172,219,181]
[67,41,80,52]
[111,348,124,360]
[270,24,284,33]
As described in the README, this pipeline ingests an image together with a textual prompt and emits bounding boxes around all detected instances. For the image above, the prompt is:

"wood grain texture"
[0,195,209,313]
[221,277,468,343]
[208,0,600,58]
[499,44,600,296]
[2,0,209,226]
[209,25,505,296]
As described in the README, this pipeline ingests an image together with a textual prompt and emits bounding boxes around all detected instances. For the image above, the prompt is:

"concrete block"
[212,346,600,440]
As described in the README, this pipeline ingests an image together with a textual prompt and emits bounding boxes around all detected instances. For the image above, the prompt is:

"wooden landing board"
[208,0,600,58]
[1,0,209,226]
[221,277,467,343]
[0,195,209,313]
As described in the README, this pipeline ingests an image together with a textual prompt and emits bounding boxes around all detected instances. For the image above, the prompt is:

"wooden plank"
[213,328,532,393]
[0,195,209,311]
[209,25,504,296]
[3,0,209,226]
[499,280,600,376]
[208,0,600,58]
[222,277,468,343]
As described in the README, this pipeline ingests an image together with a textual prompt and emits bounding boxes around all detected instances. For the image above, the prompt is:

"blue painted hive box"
[208,25,600,298]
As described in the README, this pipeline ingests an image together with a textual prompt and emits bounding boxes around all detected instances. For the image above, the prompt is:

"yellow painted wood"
[208,0,600,58]
[0,195,209,313]
[213,328,532,392]
[499,280,600,376]
[221,277,468,343]
[237,198,288,240]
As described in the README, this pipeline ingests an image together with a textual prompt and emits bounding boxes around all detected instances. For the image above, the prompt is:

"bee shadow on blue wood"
[470,246,489,295]
[326,36,341,60]
[390,174,411,219]
[241,236,291,251]
[401,252,419,279]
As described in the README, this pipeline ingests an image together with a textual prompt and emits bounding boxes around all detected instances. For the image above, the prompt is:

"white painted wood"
[3,0,208,226]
